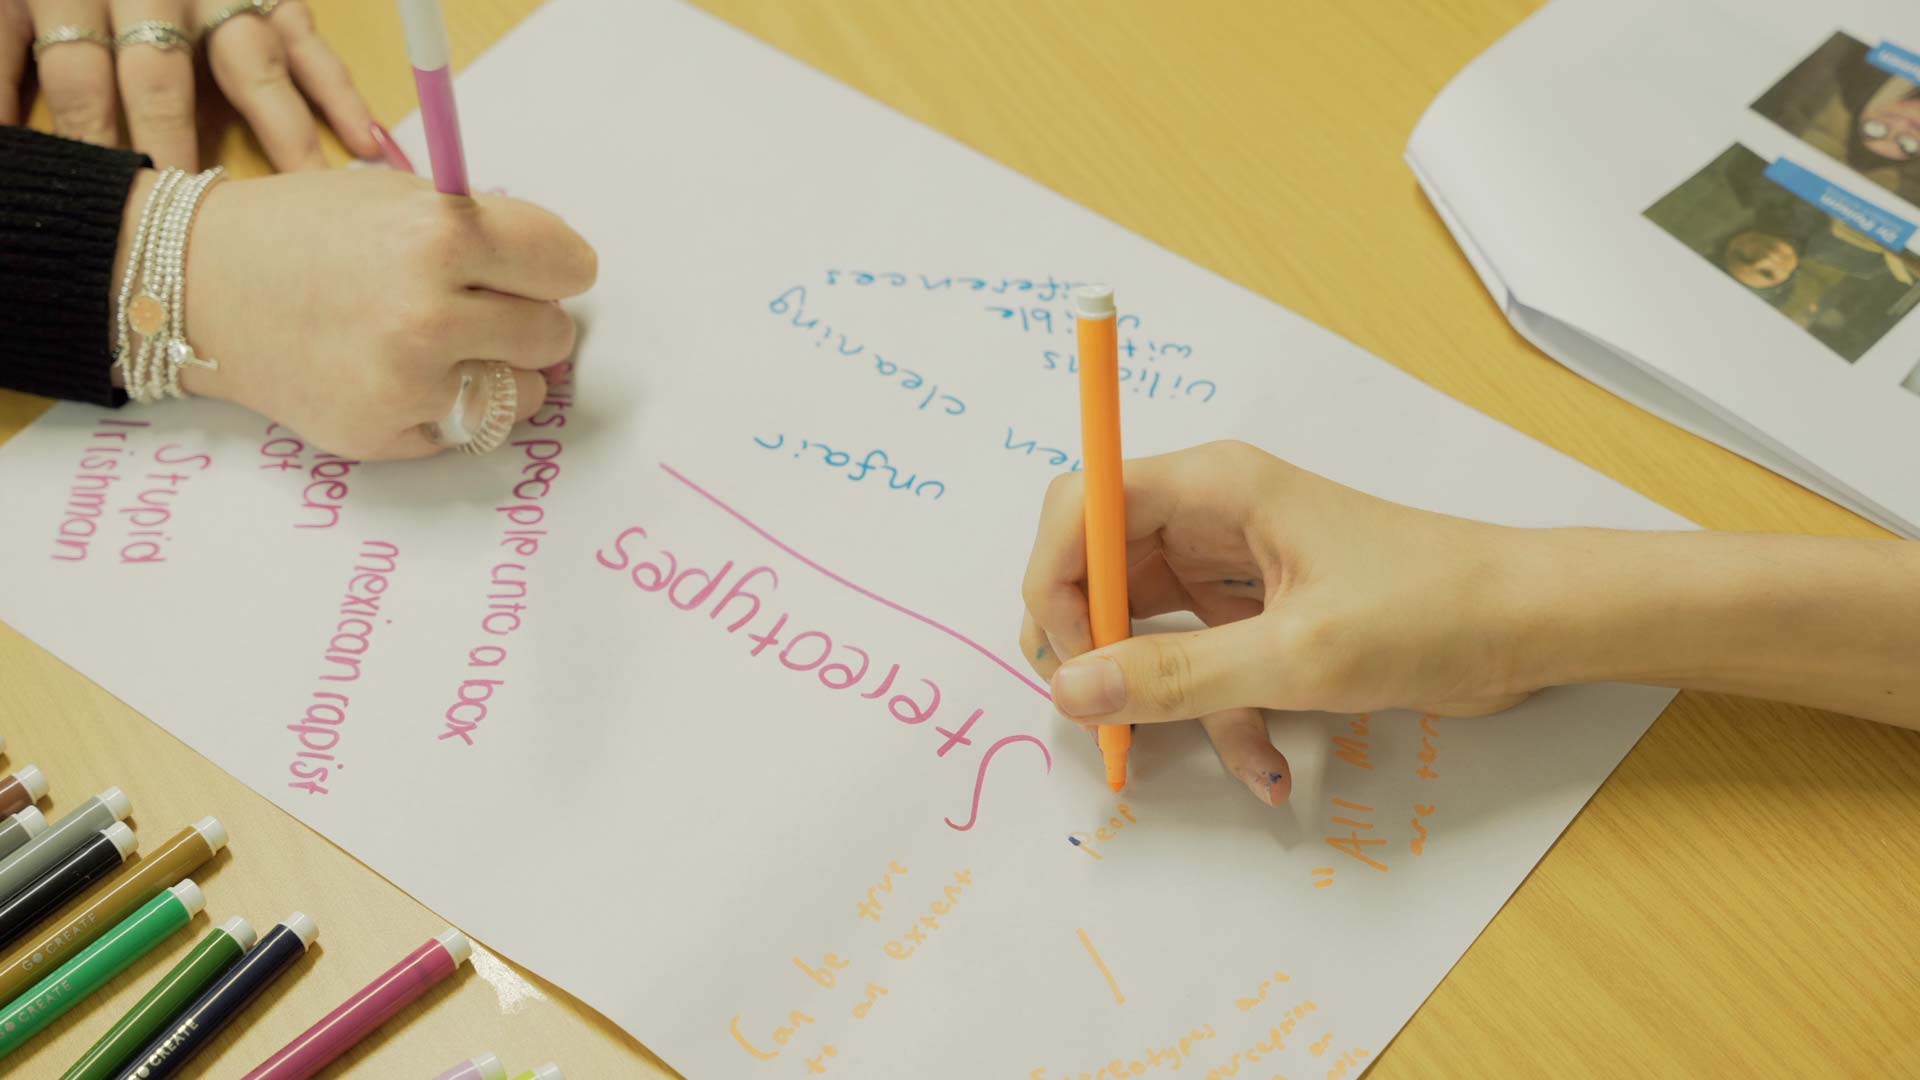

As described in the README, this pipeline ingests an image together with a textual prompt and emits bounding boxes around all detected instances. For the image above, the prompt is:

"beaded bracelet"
[112,166,226,404]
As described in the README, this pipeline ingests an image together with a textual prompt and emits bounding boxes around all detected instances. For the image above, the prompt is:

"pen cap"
[1073,284,1115,318]
[103,822,136,858]
[435,928,473,966]
[474,1053,507,1080]
[282,911,319,948]
[15,765,46,802]
[193,816,228,852]
[14,807,45,839]
[398,0,452,68]
[529,1065,564,1080]
[219,915,258,950]
[100,786,132,821]
[168,879,206,917]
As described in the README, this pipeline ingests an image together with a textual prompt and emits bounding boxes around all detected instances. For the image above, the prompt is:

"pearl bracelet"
[112,166,226,404]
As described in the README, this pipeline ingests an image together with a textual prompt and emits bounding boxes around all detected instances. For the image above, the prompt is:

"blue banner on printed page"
[1866,40,1920,84]
[1763,157,1917,252]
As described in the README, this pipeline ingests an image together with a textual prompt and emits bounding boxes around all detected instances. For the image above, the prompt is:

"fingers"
[1022,473,1097,661]
[458,197,599,300]
[201,5,323,170]
[510,367,547,422]
[1050,616,1283,726]
[271,0,376,159]
[0,1,30,125]
[1200,708,1293,808]
[445,293,579,370]
[111,0,195,169]
[27,0,118,145]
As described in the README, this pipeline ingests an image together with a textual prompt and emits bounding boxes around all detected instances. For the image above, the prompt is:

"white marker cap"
[103,822,136,858]
[434,929,473,967]
[168,879,205,917]
[16,765,47,802]
[219,915,257,951]
[528,1065,564,1080]
[194,817,228,852]
[472,1052,506,1080]
[397,0,452,69]
[14,806,46,839]
[282,911,319,948]
[100,787,132,821]
[1073,284,1115,318]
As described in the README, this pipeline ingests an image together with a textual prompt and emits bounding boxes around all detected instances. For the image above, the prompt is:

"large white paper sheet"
[1410,0,1920,535]
[0,1,1686,1075]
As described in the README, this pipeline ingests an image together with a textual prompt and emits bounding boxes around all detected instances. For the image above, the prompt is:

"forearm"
[1511,529,1920,726]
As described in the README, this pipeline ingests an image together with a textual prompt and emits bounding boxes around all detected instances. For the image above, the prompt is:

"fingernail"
[1052,658,1126,717]
[369,122,415,174]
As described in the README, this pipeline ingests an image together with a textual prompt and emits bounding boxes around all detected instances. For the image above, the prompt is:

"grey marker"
[0,807,47,865]
[0,788,132,906]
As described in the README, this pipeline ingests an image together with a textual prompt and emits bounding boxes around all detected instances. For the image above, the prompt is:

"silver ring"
[32,26,113,59]
[116,20,194,52]
[425,362,517,455]
[198,0,282,42]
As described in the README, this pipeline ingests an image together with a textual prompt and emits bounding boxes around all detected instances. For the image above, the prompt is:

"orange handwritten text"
[884,869,973,959]
[1233,970,1292,1011]
[1331,714,1372,770]
[1325,797,1388,873]
[793,951,849,989]
[1193,1002,1319,1080]
[1323,1046,1371,1079]
[1028,1024,1218,1080]
[854,859,909,922]
[805,1044,838,1074]
[851,981,890,1019]
[728,1009,815,1060]
[1415,714,1439,779]
[1411,805,1435,855]
[1068,803,1138,860]
[1311,867,1334,889]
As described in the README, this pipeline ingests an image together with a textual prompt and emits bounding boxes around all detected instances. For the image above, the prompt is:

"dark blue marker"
[112,912,318,1080]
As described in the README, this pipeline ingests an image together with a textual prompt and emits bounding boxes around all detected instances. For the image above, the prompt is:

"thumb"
[1050,618,1279,725]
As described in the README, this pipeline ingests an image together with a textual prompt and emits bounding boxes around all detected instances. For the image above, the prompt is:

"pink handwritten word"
[287,539,399,796]
[595,523,1049,831]
[658,464,1049,700]
[440,364,575,746]
[51,418,148,562]
[257,423,359,529]
[117,442,213,564]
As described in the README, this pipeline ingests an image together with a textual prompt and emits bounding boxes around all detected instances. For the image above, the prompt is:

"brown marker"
[0,816,226,1002]
[0,765,47,818]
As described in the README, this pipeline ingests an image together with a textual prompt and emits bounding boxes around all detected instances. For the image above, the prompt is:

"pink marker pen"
[397,0,469,195]
[238,929,473,1080]
[432,1052,507,1080]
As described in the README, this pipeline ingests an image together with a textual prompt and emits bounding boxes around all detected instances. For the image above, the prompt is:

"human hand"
[3,0,379,170]
[1020,441,1535,806]
[117,166,596,459]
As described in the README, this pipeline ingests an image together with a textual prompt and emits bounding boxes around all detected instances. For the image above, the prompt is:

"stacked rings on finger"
[31,27,114,59]
[115,21,194,53]
[425,362,518,455]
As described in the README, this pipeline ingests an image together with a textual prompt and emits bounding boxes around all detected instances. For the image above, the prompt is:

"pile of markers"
[0,743,564,1078]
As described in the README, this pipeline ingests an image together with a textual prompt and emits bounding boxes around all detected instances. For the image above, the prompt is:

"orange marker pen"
[1074,285,1130,792]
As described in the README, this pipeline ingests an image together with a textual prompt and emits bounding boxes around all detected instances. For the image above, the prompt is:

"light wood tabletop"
[6,1,1919,1077]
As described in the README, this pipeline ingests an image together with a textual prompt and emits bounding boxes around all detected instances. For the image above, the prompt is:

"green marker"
[0,880,204,1059]
[57,909,255,1080]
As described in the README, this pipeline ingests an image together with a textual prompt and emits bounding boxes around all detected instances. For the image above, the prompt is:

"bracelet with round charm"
[113,167,226,404]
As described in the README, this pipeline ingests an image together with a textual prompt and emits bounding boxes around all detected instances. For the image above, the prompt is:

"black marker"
[113,912,318,1080]
[0,822,134,950]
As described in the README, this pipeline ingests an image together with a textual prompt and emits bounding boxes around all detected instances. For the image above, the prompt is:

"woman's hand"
[118,166,597,459]
[3,0,379,170]
[1020,441,1536,806]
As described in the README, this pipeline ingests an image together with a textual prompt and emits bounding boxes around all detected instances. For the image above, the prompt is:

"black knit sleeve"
[0,127,150,407]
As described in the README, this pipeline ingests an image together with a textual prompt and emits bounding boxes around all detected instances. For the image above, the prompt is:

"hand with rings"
[2,0,381,171]
[123,166,598,459]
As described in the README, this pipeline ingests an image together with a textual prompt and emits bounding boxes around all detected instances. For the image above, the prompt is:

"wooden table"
[7,1,1919,1076]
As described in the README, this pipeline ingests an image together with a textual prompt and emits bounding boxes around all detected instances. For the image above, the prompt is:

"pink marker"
[432,1052,507,1080]
[238,929,473,1080]
[398,0,469,195]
